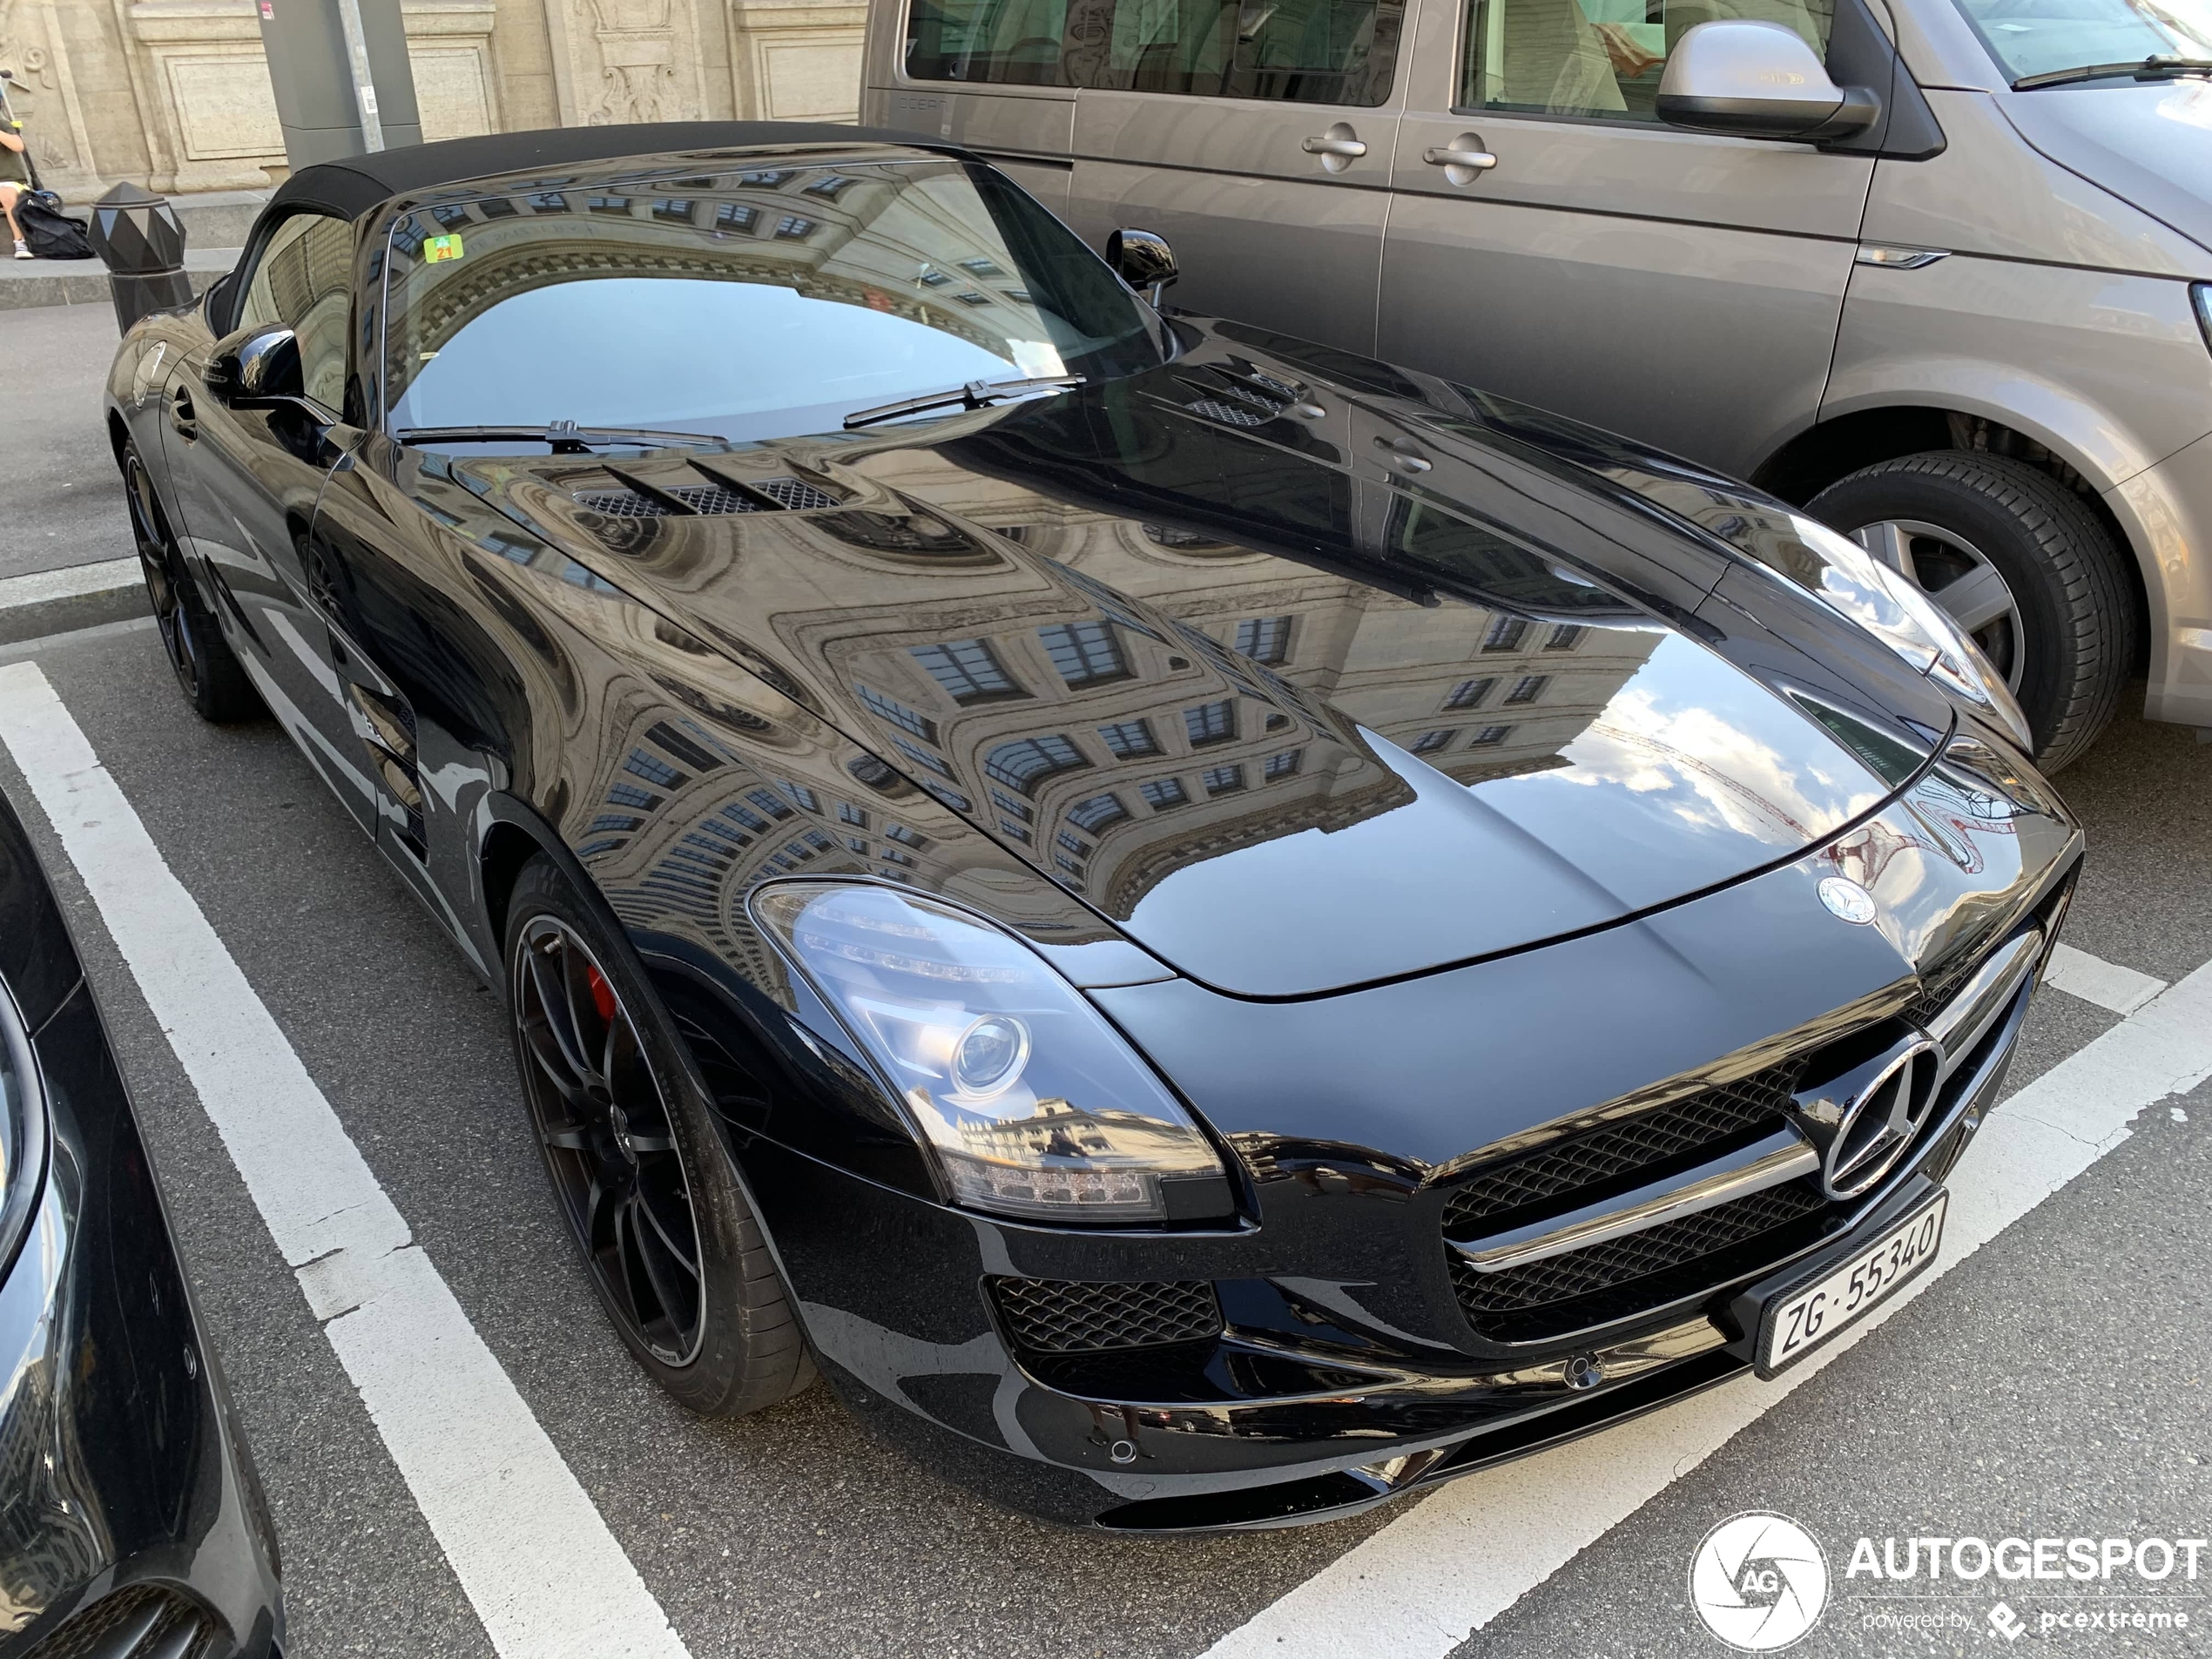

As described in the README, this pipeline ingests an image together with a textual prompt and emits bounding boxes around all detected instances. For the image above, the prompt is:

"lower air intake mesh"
[30,1583,216,1659]
[991,1277,1223,1353]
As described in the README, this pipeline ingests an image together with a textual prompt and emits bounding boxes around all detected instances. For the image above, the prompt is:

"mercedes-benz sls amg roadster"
[104,123,2080,1531]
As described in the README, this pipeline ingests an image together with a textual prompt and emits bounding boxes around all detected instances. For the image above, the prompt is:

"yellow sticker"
[424,233,464,264]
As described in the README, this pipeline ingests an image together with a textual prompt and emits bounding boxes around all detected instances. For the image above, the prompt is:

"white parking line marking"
[2043,942,2168,1016]
[1204,955,2212,1659]
[0,663,691,1659]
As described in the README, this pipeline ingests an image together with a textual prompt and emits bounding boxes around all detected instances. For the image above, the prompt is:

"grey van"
[860,0,2212,766]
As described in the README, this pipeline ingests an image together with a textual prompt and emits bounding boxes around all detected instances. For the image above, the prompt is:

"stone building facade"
[0,0,867,199]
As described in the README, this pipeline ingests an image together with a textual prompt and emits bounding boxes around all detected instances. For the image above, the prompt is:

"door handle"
[1422,136,1498,185]
[1300,122,1367,173]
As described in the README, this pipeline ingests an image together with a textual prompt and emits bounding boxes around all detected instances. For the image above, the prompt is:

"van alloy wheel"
[1850,518,2026,693]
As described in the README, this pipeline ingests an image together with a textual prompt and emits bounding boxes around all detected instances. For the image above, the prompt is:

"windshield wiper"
[393,421,723,453]
[2013,54,2212,89]
[842,375,1085,432]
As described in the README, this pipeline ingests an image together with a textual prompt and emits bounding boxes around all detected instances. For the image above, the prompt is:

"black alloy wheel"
[502,856,814,1413]
[122,442,259,722]
[1810,451,2138,773]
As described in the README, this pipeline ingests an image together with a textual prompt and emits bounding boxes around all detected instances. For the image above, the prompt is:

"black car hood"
[445,331,1951,996]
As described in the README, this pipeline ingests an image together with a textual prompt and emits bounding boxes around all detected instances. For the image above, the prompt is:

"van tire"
[1808,451,2135,773]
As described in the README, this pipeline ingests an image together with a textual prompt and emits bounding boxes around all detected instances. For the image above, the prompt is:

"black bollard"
[89,182,194,334]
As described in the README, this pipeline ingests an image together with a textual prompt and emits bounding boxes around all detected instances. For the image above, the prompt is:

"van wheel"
[503,855,815,1417]
[1809,451,2136,773]
[123,442,260,723]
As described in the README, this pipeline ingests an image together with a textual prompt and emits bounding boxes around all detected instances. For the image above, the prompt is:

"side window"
[1069,0,1403,103]
[1460,0,1831,121]
[237,212,354,413]
[907,0,1074,84]
[905,0,1404,104]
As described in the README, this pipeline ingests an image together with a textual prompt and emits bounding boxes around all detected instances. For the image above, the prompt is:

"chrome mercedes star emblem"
[1817,876,1878,925]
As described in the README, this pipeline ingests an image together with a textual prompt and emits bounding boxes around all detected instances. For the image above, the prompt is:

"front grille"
[1442,1059,1806,1233]
[1184,398,1271,428]
[574,489,666,518]
[991,1277,1222,1353]
[1451,1184,1830,1340]
[572,477,846,519]
[29,1583,215,1659]
[745,476,845,511]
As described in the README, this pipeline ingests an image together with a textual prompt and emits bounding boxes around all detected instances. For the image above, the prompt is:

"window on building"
[775,215,815,239]
[1141,778,1189,810]
[716,202,759,233]
[779,781,820,813]
[884,822,927,847]
[745,787,794,820]
[738,169,794,188]
[1000,819,1034,842]
[847,836,869,854]
[838,802,869,827]
[529,192,570,212]
[590,813,644,833]
[1447,676,1496,710]
[1412,729,1453,754]
[985,734,1089,792]
[1469,725,1515,746]
[1038,620,1129,686]
[1545,624,1586,652]
[1055,853,1086,878]
[1056,829,1091,856]
[1234,616,1292,664]
[725,800,772,833]
[857,684,939,742]
[1264,748,1303,779]
[624,749,685,788]
[1184,700,1237,747]
[891,736,954,778]
[880,847,915,867]
[1068,792,1129,831]
[1505,675,1548,705]
[804,174,860,198]
[1096,718,1158,759]
[1203,763,1247,794]
[911,638,1024,703]
[652,199,696,223]
[990,788,1033,822]
[1482,617,1529,652]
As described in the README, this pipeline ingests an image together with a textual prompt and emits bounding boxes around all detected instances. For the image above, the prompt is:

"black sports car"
[105,123,2079,1531]
[0,785,284,1649]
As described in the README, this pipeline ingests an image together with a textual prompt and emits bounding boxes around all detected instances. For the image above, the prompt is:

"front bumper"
[0,984,283,1656]
[739,741,2080,1530]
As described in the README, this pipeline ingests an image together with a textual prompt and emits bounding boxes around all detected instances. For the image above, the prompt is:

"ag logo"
[1689,1512,1830,1651]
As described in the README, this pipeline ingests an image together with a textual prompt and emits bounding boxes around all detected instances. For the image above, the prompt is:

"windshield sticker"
[424,233,465,264]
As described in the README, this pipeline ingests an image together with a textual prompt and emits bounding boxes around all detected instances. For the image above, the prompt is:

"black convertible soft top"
[265,122,955,222]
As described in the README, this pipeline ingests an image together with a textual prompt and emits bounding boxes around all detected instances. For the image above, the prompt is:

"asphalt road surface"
[1,605,2209,1659]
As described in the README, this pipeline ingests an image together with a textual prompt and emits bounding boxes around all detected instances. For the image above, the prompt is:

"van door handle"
[1302,135,1368,158]
[1423,138,1498,185]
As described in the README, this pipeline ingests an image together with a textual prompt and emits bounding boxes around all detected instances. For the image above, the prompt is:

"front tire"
[122,442,260,723]
[1809,451,2136,772]
[502,855,814,1417]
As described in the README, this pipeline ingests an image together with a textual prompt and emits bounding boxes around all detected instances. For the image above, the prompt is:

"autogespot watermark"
[1689,1515,2206,1649]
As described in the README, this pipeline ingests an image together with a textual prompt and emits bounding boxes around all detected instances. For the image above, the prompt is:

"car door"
[1062,0,1411,352]
[165,211,378,832]
[1377,0,1875,478]
[869,0,1079,216]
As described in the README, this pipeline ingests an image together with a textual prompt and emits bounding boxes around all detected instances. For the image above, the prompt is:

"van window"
[1459,0,1833,121]
[1074,0,1403,104]
[1948,0,2212,84]
[906,0,1404,103]
[907,0,1072,84]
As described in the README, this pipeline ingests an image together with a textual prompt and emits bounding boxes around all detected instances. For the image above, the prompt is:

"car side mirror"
[209,324,306,408]
[1656,21,1879,143]
[1107,227,1178,305]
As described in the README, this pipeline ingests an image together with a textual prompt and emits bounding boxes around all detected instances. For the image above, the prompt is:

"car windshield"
[380,157,1167,447]
[1953,0,2212,83]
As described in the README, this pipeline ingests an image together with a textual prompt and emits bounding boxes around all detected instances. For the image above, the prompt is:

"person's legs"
[0,185,26,256]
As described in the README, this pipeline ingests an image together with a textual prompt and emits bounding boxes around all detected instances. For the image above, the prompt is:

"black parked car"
[105,123,2079,1530]
[0,791,284,1649]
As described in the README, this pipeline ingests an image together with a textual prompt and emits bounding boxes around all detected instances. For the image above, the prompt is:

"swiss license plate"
[1757,1191,1948,1375]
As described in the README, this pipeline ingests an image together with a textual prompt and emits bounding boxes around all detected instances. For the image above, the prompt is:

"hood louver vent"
[573,464,848,520]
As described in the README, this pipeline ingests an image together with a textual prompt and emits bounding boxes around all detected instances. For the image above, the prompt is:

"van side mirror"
[1656,21,1879,143]
[209,324,306,408]
[1107,227,1178,305]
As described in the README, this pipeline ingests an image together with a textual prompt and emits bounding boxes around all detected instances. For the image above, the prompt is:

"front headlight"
[1779,515,2033,752]
[753,882,1231,1224]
